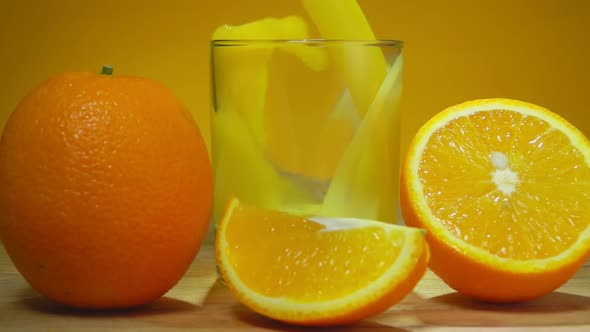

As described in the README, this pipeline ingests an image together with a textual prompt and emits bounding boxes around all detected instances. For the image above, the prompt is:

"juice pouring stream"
[211,0,403,223]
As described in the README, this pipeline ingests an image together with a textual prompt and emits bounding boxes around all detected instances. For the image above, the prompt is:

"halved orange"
[216,198,429,326]
[401,98,590,302]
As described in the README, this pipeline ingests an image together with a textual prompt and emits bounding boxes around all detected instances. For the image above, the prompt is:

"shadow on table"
[197,279,409,331]
[20,280,590,329]
[415,291,590,327]
[18,286,198,318]
[230,302,409,332]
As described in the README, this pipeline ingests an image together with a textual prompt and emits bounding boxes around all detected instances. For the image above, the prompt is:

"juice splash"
[301,0,388,115]
[211,0,403,223]
[211,16,328,221]
[302,0,403,222]
[322,55,403,222]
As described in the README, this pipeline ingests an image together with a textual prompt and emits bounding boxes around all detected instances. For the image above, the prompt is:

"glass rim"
[211,39,403,47]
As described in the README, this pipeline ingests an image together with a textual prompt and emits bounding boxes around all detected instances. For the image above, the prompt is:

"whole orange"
[0,67,213,309]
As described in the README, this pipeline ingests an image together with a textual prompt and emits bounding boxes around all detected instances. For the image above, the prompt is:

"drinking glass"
[211,39,403,226]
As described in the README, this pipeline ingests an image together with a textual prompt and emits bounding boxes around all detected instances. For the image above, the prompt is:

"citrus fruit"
[0,67,213,309]
[216,198,429,326]
[401,98,590,302]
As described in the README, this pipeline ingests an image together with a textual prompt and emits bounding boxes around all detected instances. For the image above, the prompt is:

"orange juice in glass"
[210,39,403,226]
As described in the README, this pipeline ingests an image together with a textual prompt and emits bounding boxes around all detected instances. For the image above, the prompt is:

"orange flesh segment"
[224,204,408,301]
[419,110,590,260]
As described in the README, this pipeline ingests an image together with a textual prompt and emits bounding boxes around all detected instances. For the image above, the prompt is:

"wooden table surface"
[1,242,589,332]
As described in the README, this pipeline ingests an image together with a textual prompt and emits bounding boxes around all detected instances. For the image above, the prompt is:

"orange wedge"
[401,98,590,302]
[216,198,429,326]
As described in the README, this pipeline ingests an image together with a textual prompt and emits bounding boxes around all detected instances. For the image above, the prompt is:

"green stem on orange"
[100,65,113,75]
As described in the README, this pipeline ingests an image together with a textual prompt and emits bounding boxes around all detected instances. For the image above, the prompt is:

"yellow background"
[1,0,589,151]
